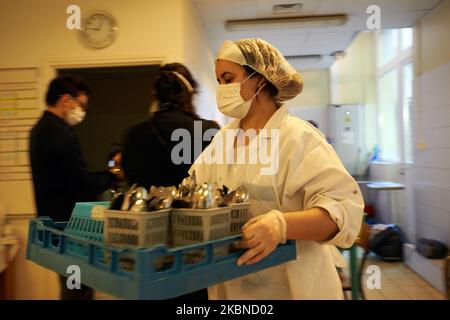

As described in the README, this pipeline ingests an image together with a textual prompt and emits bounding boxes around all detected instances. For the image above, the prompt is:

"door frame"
[38,55,165,110]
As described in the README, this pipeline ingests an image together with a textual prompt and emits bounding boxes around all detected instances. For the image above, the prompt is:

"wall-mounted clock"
[80,11,118,49]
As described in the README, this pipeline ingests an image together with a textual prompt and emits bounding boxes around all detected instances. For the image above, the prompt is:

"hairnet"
[216,38,303,102]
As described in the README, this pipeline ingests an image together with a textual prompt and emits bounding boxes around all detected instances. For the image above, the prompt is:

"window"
[401,28,413,50]
[377,29,398,67]
[402,62,413,162]
[378,69,399,161]
[376,28,413,163]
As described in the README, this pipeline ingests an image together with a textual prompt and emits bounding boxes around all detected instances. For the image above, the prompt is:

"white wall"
[286,69,330,108]
[182,0,224,125]
[329,32,378,162]
[412,0,450,247]
[289,106,328,135]
[0,0,185,67]
[402,0,450,293]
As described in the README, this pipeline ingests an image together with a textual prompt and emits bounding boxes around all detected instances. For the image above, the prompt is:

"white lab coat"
[189,105,364,300]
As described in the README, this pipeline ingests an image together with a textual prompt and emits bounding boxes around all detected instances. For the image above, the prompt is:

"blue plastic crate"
[26,217,297,300]
[63,202,109,259]
[65,202,110,241]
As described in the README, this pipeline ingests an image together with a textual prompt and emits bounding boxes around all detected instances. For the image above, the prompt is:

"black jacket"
[122,106,220,188]
[29,111,116,221]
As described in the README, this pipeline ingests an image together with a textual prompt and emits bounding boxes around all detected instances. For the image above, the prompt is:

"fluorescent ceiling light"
[273,3,303,14]
[225,14,347,31]
[286,54,323,63]
[331,50,347,59]
[286,52,347,65]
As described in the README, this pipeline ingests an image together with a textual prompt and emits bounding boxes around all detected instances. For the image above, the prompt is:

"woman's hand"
[235,210,286,266]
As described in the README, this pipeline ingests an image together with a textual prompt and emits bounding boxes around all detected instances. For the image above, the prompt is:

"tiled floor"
[95,291,119,300]
[356,255,445,300]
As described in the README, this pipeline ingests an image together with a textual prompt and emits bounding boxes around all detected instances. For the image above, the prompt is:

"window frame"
[375,28,413,164]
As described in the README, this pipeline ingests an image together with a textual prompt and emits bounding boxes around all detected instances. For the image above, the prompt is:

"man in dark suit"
[29,76,118,299]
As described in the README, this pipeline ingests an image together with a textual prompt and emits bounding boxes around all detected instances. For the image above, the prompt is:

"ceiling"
[193,0,443,70]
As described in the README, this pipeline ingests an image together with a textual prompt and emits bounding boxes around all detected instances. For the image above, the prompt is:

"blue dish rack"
[26,203,297,300]
[63,202,109,259]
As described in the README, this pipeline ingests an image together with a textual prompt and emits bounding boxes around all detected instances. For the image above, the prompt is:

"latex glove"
[236,209,287,266]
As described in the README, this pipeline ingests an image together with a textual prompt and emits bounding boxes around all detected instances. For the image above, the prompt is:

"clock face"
[81,12,118,49]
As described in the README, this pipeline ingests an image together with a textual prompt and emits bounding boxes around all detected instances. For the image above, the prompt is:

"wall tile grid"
[413,62,450,247]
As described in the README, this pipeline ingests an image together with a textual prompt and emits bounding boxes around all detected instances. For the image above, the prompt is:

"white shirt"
[189,105,364,299]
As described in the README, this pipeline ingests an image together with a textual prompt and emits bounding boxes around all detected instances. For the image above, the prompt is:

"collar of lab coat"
[227,104,289,131]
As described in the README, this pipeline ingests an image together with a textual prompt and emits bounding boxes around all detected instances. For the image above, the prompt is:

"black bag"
[417,238,448,259]
[370,225,405,261]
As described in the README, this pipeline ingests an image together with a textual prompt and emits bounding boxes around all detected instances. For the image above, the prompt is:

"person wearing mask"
[122,63,220,188]
[29,76,119,299]
[307,120,333,145]
[122,63,220,300]
[190,39,364,299]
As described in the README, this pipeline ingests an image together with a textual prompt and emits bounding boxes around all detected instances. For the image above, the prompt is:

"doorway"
[58,65,159,172]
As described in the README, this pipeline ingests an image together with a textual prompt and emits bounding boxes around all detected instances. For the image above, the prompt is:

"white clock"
[80,11,118,49]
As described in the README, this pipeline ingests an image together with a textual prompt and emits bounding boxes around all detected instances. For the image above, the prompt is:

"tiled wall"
[413,61,450,247]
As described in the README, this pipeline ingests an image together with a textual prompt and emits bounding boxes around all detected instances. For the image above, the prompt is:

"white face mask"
[216,72,265,119]
[65,106,86,126]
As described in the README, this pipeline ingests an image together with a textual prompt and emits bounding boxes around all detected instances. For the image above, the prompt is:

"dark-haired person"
[29,76,120,300]
[122,63,220,300]
[122,63,220,187]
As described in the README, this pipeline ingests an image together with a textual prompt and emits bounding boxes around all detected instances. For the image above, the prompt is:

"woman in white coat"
[190,38,364,299]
